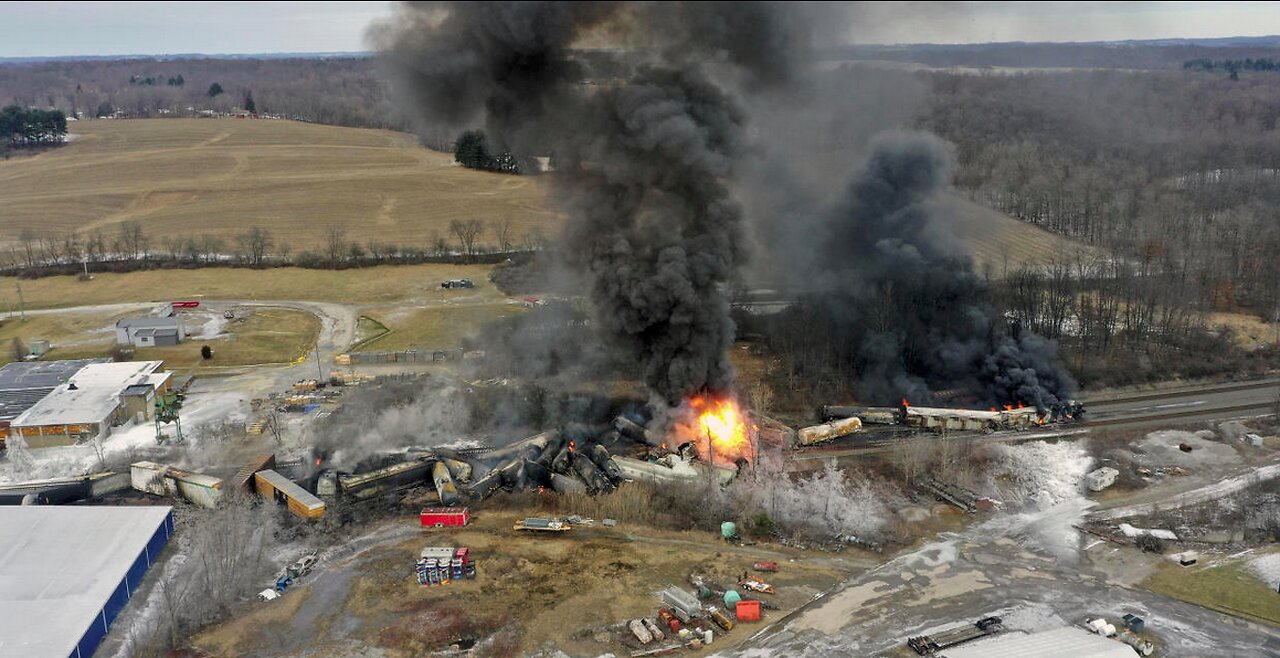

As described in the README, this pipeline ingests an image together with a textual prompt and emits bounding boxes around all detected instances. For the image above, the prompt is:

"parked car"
[258,589,280,602]
[287,553,318,578]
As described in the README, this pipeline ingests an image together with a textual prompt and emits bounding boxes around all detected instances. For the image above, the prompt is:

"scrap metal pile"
[597,570,777,656]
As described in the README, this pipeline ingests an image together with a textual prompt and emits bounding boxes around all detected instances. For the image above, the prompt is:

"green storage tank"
[723,589,742,607]
[720,521,737,539]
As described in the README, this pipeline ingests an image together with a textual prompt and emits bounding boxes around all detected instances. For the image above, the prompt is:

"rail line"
[1082,377,1280,407]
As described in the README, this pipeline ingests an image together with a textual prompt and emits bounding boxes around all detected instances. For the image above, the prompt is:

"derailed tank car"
[904,406,1039,433]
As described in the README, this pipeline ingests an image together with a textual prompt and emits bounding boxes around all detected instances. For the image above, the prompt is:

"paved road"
[1083,378,1280,428]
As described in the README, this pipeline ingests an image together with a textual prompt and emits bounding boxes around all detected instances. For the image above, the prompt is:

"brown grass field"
[0,118,1094,272]
[359,302,527,351]
[941,194,1102,275]
[0,118,560,251]
[1143,557,1280,626]
[0,263,502,311]
[0,307,320,369]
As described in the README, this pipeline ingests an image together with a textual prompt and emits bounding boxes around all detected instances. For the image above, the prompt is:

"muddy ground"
[191,510,871,657]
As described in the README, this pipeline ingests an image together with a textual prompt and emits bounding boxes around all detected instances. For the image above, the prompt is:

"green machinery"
[155,391,184,444]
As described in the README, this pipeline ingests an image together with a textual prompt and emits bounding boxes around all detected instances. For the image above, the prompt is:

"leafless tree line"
[0,57,404,130]
[120,498,282,657]
[2,219,549,274]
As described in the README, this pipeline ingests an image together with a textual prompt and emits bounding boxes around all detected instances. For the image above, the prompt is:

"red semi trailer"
[421,507,470,528]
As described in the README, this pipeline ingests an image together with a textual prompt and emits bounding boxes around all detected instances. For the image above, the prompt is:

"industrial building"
[10,361,170,447]
[941,626,1140,658]
[115,316,185,347]
[0,359,107,448]
[0,505,174,658]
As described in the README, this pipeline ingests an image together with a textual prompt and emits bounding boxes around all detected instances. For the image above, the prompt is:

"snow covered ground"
[1,390,248,483]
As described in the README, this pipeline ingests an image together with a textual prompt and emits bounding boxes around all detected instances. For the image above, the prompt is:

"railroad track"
[791,399,1277,461]
[1085,401,1277,427]
[1081,377,1280,407]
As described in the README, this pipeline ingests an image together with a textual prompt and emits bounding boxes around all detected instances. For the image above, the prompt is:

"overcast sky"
[1,1,1279,58]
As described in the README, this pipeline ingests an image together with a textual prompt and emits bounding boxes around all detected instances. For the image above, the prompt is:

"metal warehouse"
[0,359,108,448]
[10,361,171,447]
[0,505,174,658]
[942,626,1139,658]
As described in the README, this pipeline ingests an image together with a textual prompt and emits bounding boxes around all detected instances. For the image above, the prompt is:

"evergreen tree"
[207,82,224,97]
[244,92,256,113]
[454,130,492,170]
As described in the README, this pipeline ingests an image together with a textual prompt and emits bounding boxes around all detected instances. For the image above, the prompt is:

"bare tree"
[118,220,149,260]
[494,216,514,252]
[84,230,106,262]
[236,226,274,267]
[325,226,346,267]
[449,218,484,257]
[60,230,82,263]
[522,227,546,251]
[263,408,284,444]
[199,235,224,263]
[17,229,37,268]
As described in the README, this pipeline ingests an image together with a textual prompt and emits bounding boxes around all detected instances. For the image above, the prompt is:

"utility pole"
[315,340,324,382]
[15,279,24,321]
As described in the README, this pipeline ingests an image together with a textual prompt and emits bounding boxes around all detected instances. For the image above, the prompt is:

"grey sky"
[0,1,1278,58]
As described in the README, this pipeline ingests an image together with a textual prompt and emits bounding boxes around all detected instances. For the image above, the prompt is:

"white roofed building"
[10,361,170,448]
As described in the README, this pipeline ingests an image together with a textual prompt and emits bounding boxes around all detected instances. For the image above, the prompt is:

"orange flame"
[901,398,910,409]
[669,392,755,466]
[568,440,576,453]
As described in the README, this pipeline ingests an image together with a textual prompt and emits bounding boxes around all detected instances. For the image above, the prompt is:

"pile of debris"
[613,573,774,656]
[259,552,319,602]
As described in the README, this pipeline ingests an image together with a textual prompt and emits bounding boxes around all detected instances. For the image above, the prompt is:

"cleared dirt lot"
[191,510,864,658]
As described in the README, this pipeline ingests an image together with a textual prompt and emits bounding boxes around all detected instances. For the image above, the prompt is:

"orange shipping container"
[736,600,761,622]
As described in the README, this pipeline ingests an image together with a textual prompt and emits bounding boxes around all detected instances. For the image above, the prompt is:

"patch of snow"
[0,391,247,483]
[187,312,229,340]
[1247,552,1280,587]
[1137,429,1240,468]
[978,441,1095,561]
[1118,524,1178,541]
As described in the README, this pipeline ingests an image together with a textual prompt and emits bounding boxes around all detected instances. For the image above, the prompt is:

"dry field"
[2,307,320,369]
[940,194,1104,275]
[0,309,133,365]
[0,119,1094,275]
[0,118,560,251]
[359,302,527,352]
[0,263,502,310]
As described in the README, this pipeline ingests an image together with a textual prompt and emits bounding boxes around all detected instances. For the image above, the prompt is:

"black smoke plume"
[378,2,814,403]
[803,132,1075,408]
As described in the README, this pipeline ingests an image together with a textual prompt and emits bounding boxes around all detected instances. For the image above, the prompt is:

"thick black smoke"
[805,132,1075,408]
[378,2,814,403]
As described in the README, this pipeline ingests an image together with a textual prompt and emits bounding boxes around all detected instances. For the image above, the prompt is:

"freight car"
[316,457,435,500]
[904,406,1039,433]
[254,469,326,519]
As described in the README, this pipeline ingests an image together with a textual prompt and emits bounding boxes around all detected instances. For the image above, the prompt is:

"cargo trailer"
[421,506,470,527]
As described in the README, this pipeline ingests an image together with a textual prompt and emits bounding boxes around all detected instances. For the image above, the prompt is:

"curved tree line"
[0,105,66,146]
